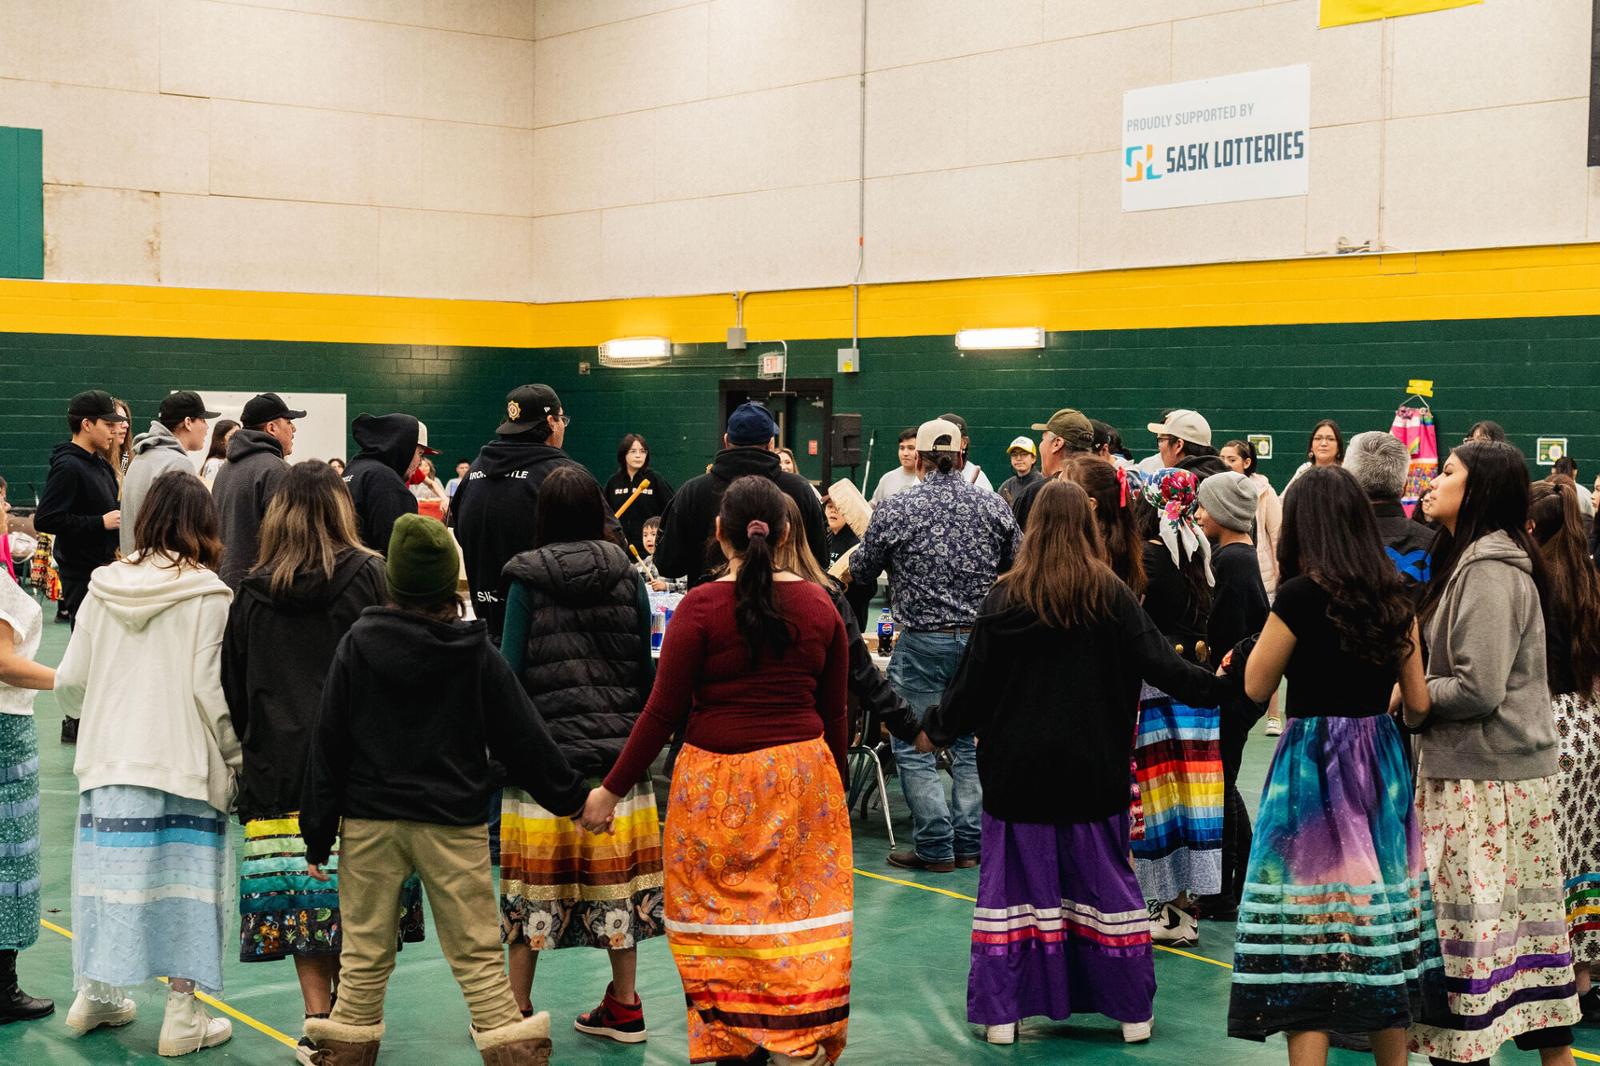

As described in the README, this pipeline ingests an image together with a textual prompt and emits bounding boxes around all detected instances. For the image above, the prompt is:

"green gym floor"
[4,616,1597,1065]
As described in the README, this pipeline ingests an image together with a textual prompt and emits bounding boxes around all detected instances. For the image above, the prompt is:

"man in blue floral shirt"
[851,418,1020,872]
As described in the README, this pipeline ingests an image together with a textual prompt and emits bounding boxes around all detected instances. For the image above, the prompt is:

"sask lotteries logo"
[1124,144,1162,183]
[507,399,521,422]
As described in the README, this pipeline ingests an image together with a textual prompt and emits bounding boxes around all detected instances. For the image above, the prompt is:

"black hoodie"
[213,429,289,590]
[33,441,119,577]
[925,580,1226,824]
[300,607,587,866]
[343,414,421,553]
[222,550,386,823]
[652,446,829,587]
[449,436,620,642]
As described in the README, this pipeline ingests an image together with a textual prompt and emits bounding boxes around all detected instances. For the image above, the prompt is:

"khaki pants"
[329,819,521,1032]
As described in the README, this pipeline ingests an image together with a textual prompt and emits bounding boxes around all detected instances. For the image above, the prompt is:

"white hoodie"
[55,554,241,813]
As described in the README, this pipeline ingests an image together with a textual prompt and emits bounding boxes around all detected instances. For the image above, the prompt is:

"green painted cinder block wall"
[1,316,1595,500]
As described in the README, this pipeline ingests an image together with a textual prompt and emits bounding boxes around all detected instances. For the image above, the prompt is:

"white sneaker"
[157,990,232,1056]
[1263,716,1282,736]
[65,991,136,1033]
[1121,1019,1153,1043]
[1148,903,1198,946]
[984,1023,1017,1044]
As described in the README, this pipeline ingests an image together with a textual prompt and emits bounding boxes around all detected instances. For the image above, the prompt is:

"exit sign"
[759,352,786,377]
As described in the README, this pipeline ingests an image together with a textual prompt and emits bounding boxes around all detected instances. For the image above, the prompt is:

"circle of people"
[0,386,1595,1066]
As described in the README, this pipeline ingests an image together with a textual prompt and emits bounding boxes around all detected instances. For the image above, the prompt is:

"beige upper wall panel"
[1389,0,1590,117]
[229,0,537,39]
[533,110,661,215]
[0,0,160,94]
[1171,0,1382,128]
[706,0,862,96]
[159,194,381,294]
[378,207,536,300]
[533,4,709,126]
[534,0,700,40]
[866,0,1044,70]
[44,186,162,286]
[1043,0,1264,39]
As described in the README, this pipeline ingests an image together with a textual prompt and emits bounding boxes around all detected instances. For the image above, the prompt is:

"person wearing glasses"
[450,384,619,643]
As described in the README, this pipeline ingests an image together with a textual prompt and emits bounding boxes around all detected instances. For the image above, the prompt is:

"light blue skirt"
[72,785,231,996]
[0,715,41,951]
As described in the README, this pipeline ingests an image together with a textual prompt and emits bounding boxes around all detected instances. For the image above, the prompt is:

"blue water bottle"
[876,608,894,655]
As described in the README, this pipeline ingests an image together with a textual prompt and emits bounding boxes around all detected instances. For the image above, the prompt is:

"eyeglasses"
[553,414,571,426]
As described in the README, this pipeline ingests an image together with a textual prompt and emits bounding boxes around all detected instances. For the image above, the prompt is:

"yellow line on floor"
[38,918,298,1049]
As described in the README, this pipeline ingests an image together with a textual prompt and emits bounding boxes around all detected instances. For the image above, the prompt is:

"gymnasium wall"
[0,0,1593,301]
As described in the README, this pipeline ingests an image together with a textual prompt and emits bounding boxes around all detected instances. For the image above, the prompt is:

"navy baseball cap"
[726,402,778,446]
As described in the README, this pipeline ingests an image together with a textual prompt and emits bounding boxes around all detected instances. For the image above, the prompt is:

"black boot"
[0,950,54,1024]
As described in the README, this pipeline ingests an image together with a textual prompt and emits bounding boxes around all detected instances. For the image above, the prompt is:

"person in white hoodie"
[119,391,219,559]
[54,470,241,1057]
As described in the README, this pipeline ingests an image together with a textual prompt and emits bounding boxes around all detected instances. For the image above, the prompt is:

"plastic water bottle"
[876,608,894,655]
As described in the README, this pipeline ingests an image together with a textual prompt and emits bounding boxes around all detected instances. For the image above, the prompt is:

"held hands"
[913,731,936,754]
[102,510,122,530]
[306,863,330,883]
[577,787,620,834]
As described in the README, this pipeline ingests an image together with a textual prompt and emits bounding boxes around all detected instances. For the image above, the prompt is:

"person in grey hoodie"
[119,391,219,559]
[1407,441,1580,1066]
[212,393,303,590]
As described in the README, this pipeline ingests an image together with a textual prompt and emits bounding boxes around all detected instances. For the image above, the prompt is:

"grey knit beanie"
[1197,471,1258,533]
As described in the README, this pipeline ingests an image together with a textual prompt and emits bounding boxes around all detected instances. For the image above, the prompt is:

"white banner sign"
[1122,65,1310,212]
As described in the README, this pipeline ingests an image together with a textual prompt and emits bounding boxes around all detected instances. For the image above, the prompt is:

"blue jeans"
[887,630,982,863]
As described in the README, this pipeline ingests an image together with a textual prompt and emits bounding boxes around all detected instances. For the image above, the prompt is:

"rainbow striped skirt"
[1130,683,1224,901]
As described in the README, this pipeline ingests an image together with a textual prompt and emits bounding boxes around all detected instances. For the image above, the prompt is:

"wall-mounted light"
[954,327,1045,351]
[598,336,672,367]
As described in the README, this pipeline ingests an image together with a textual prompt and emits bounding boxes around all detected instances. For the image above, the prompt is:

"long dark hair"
[1306,419,1344,464]
[205,420,238,463]
[998,481,1118,627]
[1061,456,1147,595]
[1419,442,1547,624]
[132,470,222,571]
[1529,478,1600,694]
[616,433,649,473]
[1223,439,1259,476]
[718,476,794,662]
[255,461,375,597]
[535,465,608,548]
[1277,466,1414,668]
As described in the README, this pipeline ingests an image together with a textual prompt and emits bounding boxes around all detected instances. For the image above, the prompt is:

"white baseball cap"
[1007,436,1036,455]
[915,418,963,453]
[1147,409,1212,447]
[416,420,440,455]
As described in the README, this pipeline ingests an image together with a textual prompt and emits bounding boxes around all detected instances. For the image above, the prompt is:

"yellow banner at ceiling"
[1320,0,1480,27]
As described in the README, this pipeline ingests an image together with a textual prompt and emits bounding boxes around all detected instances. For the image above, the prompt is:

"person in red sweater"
[583,475,850,1066]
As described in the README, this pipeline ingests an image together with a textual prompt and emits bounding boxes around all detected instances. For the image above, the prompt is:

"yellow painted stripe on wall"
[1319,0,1479,28]
[4,242,1600,348]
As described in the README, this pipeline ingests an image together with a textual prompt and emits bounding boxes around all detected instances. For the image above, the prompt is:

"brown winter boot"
[472,1012,552,1066]
[298,1017,383,1066]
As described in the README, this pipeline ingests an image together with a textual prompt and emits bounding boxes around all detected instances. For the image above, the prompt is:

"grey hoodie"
[120,421,200,558]
[1415,529,1557,780]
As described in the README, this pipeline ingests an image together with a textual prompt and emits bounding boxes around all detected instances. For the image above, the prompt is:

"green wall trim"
[0,127,43,281]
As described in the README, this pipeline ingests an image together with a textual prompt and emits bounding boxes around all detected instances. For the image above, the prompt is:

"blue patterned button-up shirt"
[850,469,1021,630]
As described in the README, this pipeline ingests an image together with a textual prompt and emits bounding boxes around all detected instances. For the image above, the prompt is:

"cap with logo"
[158,390,221,423]
[241,392,307,427]
[68,390,128,423]
[726,402,779,446]
[1029,408,1094,452]
[1007,436,1036,455]
[416,419,440,456]
[1147,409,1212,447]
[497,384,563,437]
[915,418,963,453]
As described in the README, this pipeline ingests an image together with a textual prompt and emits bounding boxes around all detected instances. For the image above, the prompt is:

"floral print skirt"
[499,779,664,952]
[1407,774,1580,1061]
[239,813,425,962]
[0,715,40,952]
[1553,692,1600,965]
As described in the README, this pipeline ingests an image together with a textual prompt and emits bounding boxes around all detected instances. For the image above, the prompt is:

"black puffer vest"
[501,539,650,778]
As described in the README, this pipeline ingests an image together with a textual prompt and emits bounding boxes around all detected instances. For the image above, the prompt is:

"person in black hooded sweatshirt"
[652,401,828,588]
[34,390,126,628]
[450,384,620,643]
[341,413,437,553]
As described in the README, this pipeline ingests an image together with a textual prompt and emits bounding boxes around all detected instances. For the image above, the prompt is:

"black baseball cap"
[158,390,221,423]
[68,390,127,423]
[241,392,307,426]
[497,384,562,436]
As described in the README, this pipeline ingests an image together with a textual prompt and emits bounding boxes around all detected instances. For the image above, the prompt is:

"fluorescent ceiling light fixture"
[955,327,1046,351]
[598,336,672,367]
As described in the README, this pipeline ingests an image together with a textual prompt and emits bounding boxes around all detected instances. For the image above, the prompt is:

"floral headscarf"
[1141,468,1213,587]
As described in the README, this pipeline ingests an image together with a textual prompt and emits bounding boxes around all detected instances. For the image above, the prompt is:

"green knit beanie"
[385,514,459,604]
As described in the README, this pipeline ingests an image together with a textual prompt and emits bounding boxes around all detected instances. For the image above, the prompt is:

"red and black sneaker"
[574,984,647,1044]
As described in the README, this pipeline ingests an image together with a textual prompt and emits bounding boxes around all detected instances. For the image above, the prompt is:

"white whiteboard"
[186,391,349,468]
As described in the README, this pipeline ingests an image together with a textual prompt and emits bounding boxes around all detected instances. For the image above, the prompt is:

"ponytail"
[719,476,794,662]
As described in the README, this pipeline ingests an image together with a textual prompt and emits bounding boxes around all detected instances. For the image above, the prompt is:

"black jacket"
[997,469,1043,506]
[33,441,119,577]
[213,430,290,590]
[343,414,421,553]
[1372,498,1435,588]
[653,447,828,586]
[604,467,674,556]
[222,550,386,823]
[501,540,653,779]
[826,584,918,743]
[300,607,586,865]
[449,437,620,642]
[926,581,1226,823]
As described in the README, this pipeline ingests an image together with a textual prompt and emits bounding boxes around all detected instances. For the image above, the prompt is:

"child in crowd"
[298,514,588,1065]
[638,516,685,593]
